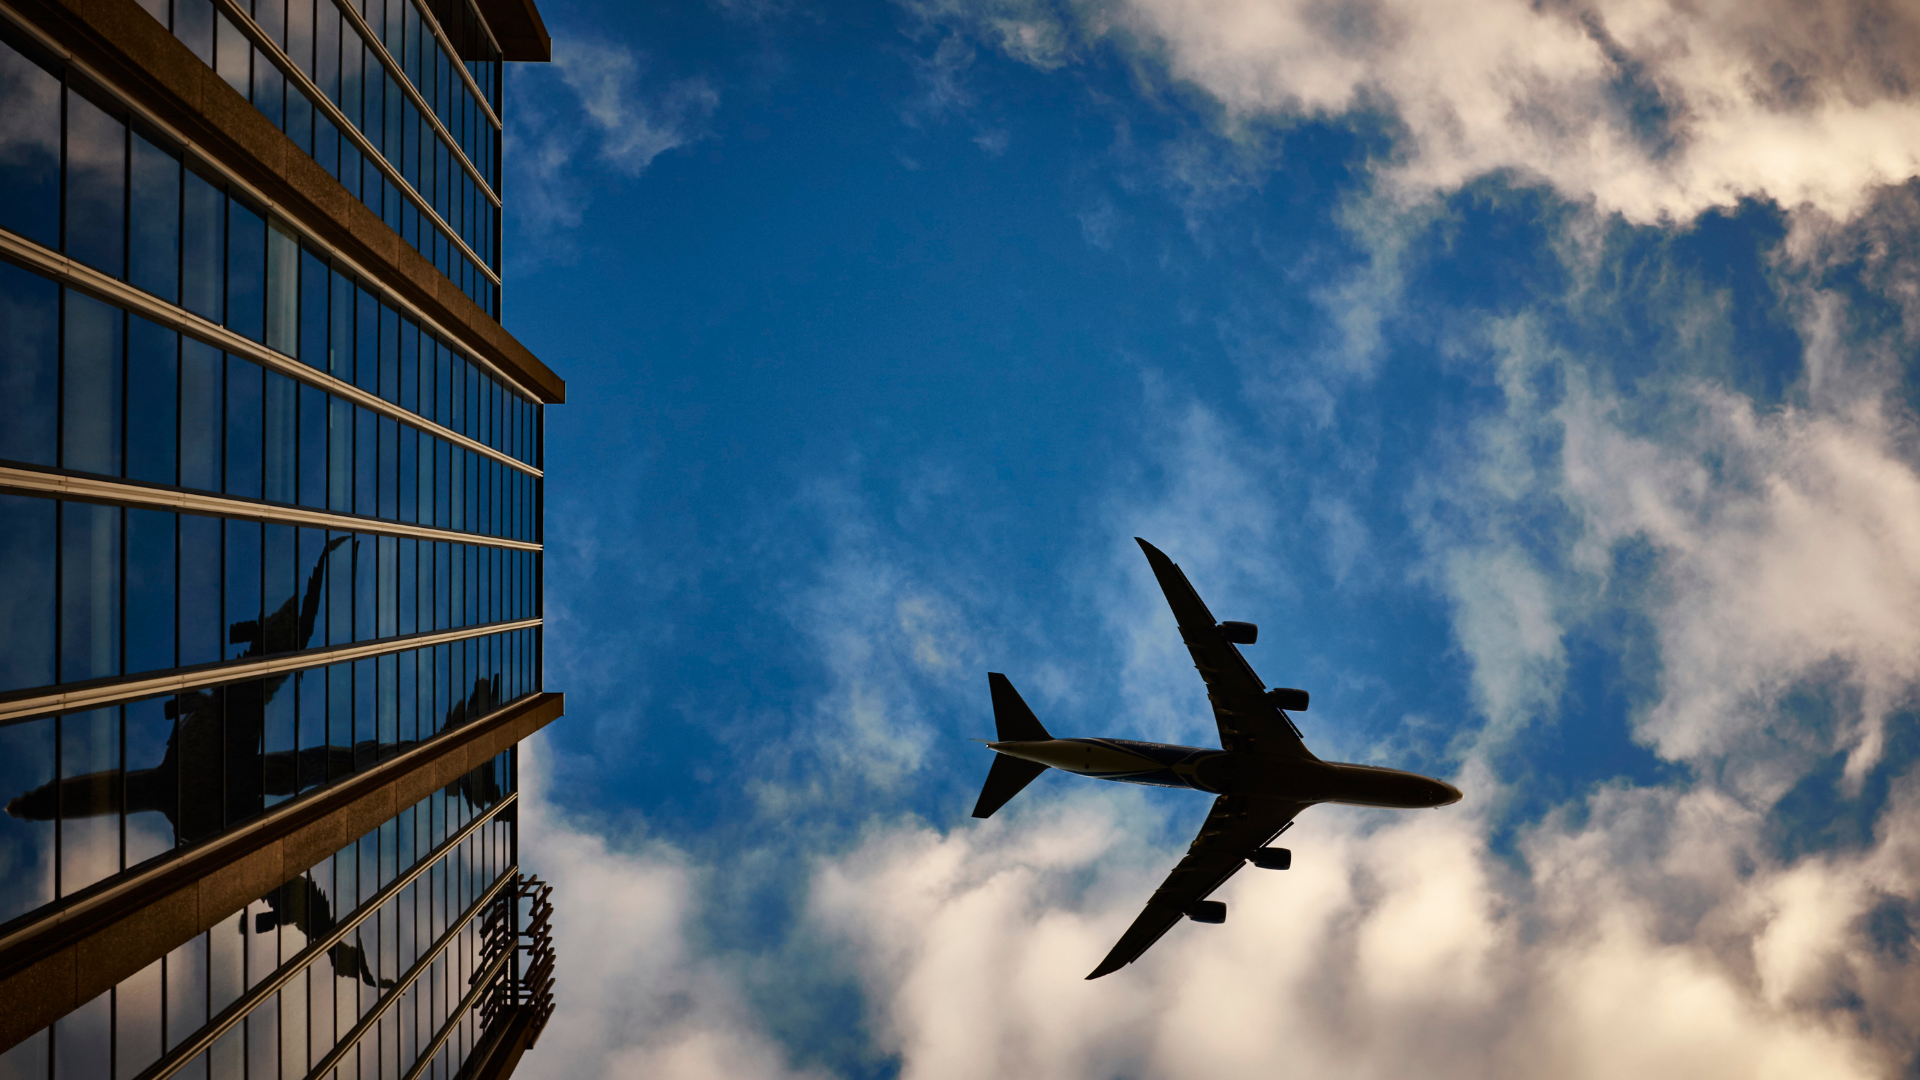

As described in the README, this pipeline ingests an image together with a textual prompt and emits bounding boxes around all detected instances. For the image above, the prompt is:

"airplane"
[971,538,1462,980]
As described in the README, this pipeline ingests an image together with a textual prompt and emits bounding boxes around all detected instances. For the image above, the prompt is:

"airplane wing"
[1135,538,1313,759]
[1087,794,1308,979]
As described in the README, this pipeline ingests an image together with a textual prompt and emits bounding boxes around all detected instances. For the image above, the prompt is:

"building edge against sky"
[0,0,566,1075]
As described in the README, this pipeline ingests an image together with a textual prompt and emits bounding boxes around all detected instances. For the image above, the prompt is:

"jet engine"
[1219,621,1258,644]
[1187,901,1227,924]
[1266,687,1309,711]
[1248,847,1291,870]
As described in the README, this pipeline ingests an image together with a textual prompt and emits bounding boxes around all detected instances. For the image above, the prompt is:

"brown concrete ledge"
[473,0,549,63]
[0,691,564,1051]
[7,0,566,404]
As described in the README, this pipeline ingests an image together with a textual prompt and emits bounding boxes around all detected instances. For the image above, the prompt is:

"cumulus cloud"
[518,735,828,1080]
[557,39,721,175]
[805,768,1911,1078]
[942,0,1920,223]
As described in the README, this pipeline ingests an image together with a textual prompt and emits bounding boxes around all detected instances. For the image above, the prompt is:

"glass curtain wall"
[112,0,496,316]
[0,755,519,1080]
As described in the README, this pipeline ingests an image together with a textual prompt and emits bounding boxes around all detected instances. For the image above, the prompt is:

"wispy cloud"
[505,35,719,270]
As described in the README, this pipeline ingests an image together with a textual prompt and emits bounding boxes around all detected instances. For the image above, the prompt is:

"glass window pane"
[297,666,325,794]
[125,508,176,675]
[224,354,263,499]
[266,220,299,354]
[179,339,222,491]
[227,198,266,342]
[115,956,165,1080]
[178,513,222,667]
[0,715,56,923]
[124,694,176,862]
[174,0,214,65]
[61,290,125,476]
[264,369,297,503]
[354,532,375,642]
[329,268,354,384]
[225,519,262,659]
[58,706,121,896]
[299,382,327,507]
[355,405,376,517]
[130,132,182,302]
[223,676,264,826]
[214,10,249,96]
[328,531,353,647]
[301,527,336,651]
[64,88,126,277]
[261,522,295,654]
[0,261,60,466]
[299,247,328,369]
[0,36,60,249]
[60,501,121,683]
[127,316,178,486]
[378,415,397,520]
[329,395,352,512]
[182,168,225,322]
[355,287,378,393]
[52,987,110,1080]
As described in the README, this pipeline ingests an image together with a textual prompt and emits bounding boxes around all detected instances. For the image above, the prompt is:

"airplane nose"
[1432,779,1462,806]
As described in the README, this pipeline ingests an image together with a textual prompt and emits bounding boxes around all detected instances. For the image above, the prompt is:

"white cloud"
[944,0,1920,223]
[805,766,1906,1079]
[556,39,721,175]
[516,734,828,1080]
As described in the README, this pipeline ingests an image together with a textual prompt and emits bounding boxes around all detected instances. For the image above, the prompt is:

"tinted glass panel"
[126,316,178,485]
[130,132,182,303]
[225,356,263,499]
[179,340,222,491]
[64,89,126,277]
[0,494,55,691]
[60,501,121,683]
[61,292,124,476]
[227,199,266,341]
[0,36,60,249]
[0,261,59,466]
[126,508,176,675]
[182,169,225,321]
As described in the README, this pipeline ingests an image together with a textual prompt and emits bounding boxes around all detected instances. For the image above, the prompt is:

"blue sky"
[495,1,1920,1076]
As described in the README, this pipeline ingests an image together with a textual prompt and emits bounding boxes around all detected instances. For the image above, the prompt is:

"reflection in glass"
[130,132,182,303]
[224,352,263,498]
[51,988,109,1080]
[227,197,266,342]
[178,513,221,667]
[58,708,120,895]
[126,316,179,485]
[0,494,56,692]
[0,261,59,467]
[181,167,225,322]
[178,340,222,492]
[62,291,125,475]
[63,88,125,277]
[0,35,59,249]
[59,502,121,683]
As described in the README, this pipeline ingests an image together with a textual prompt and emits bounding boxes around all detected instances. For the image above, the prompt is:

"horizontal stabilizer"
[972,754,1048,819]
[987,673,1051,742]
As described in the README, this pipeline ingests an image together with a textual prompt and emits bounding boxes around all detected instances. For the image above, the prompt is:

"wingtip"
[1085,961,1122,980]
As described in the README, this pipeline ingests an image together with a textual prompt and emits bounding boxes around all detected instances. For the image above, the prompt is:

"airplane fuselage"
[988,737,1460,809]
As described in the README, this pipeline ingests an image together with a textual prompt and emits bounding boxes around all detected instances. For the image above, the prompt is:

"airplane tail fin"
[973,673,1053,819]
[973,754,1047,818]
[987,672,1051,742]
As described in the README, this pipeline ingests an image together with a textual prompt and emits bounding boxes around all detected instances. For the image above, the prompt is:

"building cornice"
[4,0,566,403]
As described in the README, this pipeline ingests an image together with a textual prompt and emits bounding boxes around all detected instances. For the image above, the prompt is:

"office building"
[0,0,564,1075]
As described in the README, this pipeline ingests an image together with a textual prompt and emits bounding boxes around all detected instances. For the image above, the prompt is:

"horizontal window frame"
[134,803,519,1080]
[0,463,542,548]
[0,612,541,724]
[0,228,541,476]
[0,5,549,402]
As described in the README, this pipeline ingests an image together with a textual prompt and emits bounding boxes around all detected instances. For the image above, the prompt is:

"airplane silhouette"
[972,538,1462,979]
[252,876,394,988]
[8,533,511,844]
